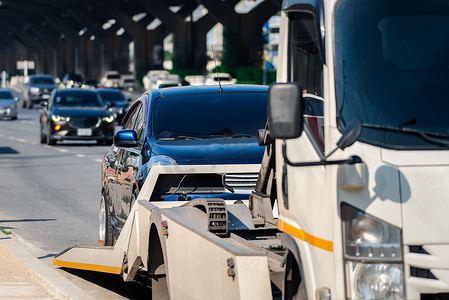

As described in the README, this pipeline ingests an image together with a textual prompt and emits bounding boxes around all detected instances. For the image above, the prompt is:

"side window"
[303,95,324,153]
[123,102,142,130]
[133,106,144,141]
[289,12,324,97]
[289,12,325,153]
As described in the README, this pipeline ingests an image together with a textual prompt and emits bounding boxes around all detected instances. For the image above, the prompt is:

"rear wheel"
[99,192,114,246]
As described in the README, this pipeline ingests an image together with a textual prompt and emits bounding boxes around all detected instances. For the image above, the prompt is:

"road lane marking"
[56,148,68,153]
[76,154,85,158]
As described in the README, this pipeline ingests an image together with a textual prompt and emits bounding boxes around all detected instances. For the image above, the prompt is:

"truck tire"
[99,192,114,246]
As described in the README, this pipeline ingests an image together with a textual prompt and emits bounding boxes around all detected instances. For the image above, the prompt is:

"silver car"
[0,89,18,120]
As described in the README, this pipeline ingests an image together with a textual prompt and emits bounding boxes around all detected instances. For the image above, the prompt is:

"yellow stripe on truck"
[278,219,333,252]
[53,259,122,274]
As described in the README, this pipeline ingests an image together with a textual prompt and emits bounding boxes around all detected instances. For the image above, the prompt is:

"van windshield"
[152,92,267,140]
[334,0,449,149]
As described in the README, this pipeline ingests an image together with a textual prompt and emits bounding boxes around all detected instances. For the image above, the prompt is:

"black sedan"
[97,88,130,124]
[40,88,115,145]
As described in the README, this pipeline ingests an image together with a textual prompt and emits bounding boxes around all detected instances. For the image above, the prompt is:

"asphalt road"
[0,88,151,299]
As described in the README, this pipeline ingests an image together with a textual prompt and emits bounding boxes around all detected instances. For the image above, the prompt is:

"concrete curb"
[0,231,94,299]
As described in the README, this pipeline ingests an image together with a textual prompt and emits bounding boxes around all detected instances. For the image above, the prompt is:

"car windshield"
[334,0,449,149]
[153,92,267,139]
[30,77,54,84]
[98,90,126,102]
[0,91,13,100]
[53,91,105,107]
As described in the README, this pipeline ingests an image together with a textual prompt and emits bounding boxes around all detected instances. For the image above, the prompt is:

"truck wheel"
[99,192,114,246]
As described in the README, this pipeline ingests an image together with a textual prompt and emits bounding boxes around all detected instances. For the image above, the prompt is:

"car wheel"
[99,192,114,246]
[46,124,56,145]
[11,116,17,120]
[40,123,47,144]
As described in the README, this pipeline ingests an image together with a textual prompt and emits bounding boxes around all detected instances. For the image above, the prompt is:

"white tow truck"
[54,0,449,299]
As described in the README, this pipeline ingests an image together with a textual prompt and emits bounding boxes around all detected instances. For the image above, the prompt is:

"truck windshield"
[334,0,449,149]
[152,92,267,140]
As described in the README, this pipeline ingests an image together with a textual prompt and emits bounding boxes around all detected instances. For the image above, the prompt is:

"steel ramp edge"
[53,245,125,274]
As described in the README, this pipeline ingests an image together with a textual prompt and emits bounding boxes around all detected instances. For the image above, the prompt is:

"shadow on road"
[61,267,152,299]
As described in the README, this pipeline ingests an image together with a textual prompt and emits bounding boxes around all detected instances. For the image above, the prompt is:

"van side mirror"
[268,83,304,139]
[113,129,139,148]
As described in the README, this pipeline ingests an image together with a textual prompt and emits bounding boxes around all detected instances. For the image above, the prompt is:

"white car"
[204,73,236,85]
[121,74,136,91]
[100,71,122,89]
[142,70,170,90]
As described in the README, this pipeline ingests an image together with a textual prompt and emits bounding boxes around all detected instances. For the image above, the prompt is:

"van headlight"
[147,155,177,172]
[342,203,405,299]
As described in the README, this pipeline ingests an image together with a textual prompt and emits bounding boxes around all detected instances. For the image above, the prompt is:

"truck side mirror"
[268,83,304,139]
[337,119,363,150]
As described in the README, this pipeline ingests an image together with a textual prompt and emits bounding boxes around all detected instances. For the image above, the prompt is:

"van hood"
[151,138,265,164]
[399,165,449,245]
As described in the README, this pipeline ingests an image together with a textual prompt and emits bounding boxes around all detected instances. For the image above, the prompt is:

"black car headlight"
[51,115,70,122]
[102,115,114,123]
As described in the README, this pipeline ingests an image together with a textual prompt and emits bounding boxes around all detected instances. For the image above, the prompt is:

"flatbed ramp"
[53,245,124,275]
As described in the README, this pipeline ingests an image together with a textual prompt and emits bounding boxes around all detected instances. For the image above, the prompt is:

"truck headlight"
[342,203,404,299]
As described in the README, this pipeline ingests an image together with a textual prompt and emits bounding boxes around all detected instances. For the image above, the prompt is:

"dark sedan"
[40,88,115,145]
[97,88,130,124]
[21,74,57,109]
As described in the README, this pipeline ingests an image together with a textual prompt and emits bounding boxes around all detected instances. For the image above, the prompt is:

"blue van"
[100,84,267,245]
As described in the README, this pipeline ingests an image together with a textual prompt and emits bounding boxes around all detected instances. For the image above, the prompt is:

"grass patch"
[0,226,12,235]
